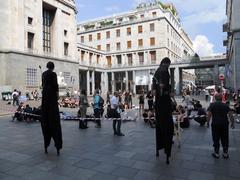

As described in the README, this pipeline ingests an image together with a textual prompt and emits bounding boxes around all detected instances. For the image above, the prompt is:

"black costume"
[153,59,174,164]
[41,69,62,154]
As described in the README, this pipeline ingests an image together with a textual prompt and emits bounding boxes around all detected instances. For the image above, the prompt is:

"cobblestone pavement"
[0,105,240,180]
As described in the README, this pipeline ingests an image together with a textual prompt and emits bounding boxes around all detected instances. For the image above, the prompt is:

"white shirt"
[110,95,118,109]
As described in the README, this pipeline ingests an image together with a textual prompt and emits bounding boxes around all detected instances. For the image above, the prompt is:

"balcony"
[223,22,229,32]
[223,39,228,46]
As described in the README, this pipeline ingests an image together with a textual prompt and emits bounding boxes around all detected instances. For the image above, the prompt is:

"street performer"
[152,57,174,164]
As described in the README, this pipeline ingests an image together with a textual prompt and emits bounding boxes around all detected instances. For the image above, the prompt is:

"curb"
[0,112,14,117]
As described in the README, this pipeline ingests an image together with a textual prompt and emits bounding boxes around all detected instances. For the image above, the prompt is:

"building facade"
[224,0,240,91]
[0,0,79,93]
[77,1,195,95]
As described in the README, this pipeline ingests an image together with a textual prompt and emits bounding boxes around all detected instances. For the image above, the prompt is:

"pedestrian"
[138,90,145,112]
[106,91,110,105]
[79,89,89,129]
[152,57,174,164]
[124,91,130,110]
[207,94,234,159]
[12,89,19,106]
[146,90,154,110]
[110,91,124,136]
[93,90,103,128]
[41,61,62,156]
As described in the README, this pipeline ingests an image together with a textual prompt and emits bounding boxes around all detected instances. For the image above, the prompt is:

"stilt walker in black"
[41,61,62,155]
[152,57,174,164]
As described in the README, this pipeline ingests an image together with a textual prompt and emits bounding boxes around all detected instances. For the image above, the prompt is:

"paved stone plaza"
[0,110,240,180]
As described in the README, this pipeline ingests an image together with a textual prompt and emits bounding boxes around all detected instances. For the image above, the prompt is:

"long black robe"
[153,66,174,157]
[41,70,62,150]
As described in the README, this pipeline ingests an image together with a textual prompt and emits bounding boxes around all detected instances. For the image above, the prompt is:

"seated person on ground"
[174,105,190,128]
[12,102,24,121]
[23,104,33,122]
[193,104,207,126]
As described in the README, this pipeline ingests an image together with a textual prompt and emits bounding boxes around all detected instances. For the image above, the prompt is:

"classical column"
[112,72,115,92]
[92,71,95,94]
[105,72,109,93]
[148,69,151,91]
[133,70,136,94]
[87,70,90,96]
[125,71,129,91]
[144,51,148,65]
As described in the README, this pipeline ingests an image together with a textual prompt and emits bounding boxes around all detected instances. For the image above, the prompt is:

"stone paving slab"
[0,110,240,180]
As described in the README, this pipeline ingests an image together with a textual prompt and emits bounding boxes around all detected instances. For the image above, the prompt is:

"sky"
[75,0,227,57]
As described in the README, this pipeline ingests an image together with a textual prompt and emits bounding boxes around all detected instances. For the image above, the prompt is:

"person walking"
[110,91,124,136]
[146,90,154,110]
[79,89,89,129]
[152,57,174,164]
[41,61,62,156]
[12,89,19,106]
[93,90,103,128]
[207,94,233,159]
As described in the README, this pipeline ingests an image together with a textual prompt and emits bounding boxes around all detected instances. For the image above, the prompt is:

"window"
[140,14,144,18]
[150,37,155,46]
[150,23,155,32]
[152,11,157,17]
[27,32,34,49]
[97,33,101,40]
[107,56,112,67]
[127,54,133,66]
[116,29,120,37]
[127,41,132,49]
[64,42,69,56]
[116,42,121,50]
[63,72,71,85]
[106,31,110,39]
[97,55,100,64]
[138,39,143,47]
[97,45,101,50]
[127,27,131,35]
[150,51,156,64]
[80,36,84,43]
[117,55,122,65]
[89,53,93,64]
[106,44,110,51]
[81,51,85,61]
[167,25,169,33]
[138,52,144,65]
[167,38,170,47]
[64,30,67,36]
[89,34,92,42]
[26,68,37,86]
[138,25,143,33]
[28,17,33,25]
[43,9,53,52]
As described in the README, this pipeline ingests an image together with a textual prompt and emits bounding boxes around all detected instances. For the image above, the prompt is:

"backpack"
[99,96,104,107]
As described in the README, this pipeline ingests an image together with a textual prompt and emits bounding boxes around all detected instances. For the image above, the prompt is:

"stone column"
[133,70,136,95]
[112,72,115,92]
[148,69,151,91]
[105,72,109,93]
[87,70,90,96]
[144,51,148,65]
[92,70,95,94]
[125,71,129,91]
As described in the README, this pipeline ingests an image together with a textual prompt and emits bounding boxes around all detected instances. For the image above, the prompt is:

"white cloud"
[193,35,214,57]
[105,6,120,12]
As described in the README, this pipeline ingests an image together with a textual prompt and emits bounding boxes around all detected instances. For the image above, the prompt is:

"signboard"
[135,75,148,85]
